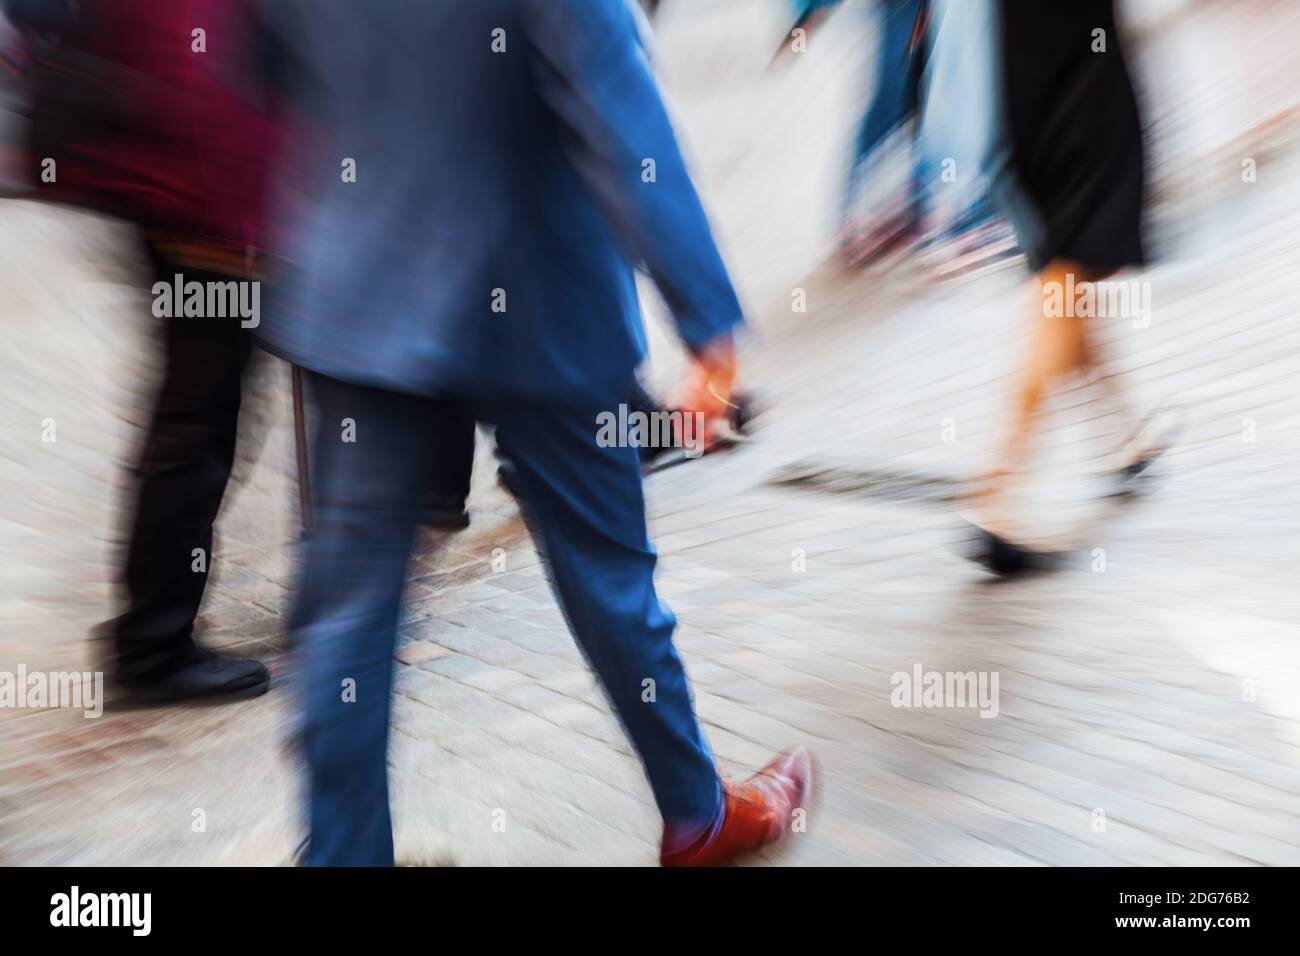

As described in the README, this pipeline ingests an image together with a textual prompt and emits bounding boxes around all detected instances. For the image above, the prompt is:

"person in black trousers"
[7,0,276,701]
[113,244,269,700]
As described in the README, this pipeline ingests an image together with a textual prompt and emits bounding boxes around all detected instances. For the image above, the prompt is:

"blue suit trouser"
[294,373,722,865]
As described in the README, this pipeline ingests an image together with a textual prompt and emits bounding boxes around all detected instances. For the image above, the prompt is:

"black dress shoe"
[959,520,1062,578]
[119,647,270,705]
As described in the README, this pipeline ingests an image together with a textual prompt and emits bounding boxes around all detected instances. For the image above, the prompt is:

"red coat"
[17,0,278,252]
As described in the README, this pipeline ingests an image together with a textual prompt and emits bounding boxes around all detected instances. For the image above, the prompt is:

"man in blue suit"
[257,0,812,866]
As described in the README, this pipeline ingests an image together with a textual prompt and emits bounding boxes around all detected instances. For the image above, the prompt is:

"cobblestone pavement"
[2,0,1299,865]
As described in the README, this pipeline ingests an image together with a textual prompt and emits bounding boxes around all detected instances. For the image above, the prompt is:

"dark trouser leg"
[294,374,435,866]
[427,402,476,506]
[114,259,255,681]
[479,392,722,836]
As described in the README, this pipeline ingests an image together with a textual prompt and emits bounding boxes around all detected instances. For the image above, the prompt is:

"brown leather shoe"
[661,746,814,866]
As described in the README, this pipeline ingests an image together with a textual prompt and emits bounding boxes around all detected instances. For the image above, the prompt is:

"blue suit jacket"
[255,0,743,401]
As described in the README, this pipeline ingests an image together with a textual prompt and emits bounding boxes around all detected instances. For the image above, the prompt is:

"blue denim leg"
[844,0,926,220]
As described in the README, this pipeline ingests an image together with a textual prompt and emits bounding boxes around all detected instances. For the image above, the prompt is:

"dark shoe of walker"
[118,647,270,705]
[961,521,1063,579]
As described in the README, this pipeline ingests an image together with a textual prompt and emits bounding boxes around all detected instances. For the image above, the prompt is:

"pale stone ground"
[1,0,1298,865]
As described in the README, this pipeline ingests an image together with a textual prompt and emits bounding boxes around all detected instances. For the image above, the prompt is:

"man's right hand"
[672,333,738,443]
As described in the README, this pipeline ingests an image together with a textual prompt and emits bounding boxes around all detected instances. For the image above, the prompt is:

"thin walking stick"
[291,364,313,531]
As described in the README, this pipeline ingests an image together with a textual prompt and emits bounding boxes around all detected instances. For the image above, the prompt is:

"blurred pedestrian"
[4,0,277,700]
[838,0,930,265]
[256,0,813,867]
[961,0,1169,574]
[910,0,1019,280]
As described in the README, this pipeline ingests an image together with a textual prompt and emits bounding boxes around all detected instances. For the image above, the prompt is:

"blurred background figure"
[959,0,1170,573]
[3,0,276,701]
[837,0,929,266]
[256,0,811,868]
[909,0,1019,279]
[832,0,1020,278]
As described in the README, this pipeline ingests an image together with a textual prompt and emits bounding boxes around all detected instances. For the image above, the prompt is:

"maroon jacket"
[13,0,277,252]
